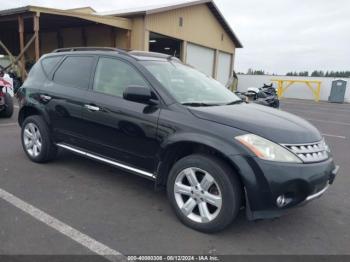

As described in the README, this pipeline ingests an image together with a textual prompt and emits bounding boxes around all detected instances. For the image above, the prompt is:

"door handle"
[40,94,52,102]
[84,104,100,112]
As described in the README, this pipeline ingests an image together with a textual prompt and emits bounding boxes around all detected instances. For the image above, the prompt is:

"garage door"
[186,43,215,77]
[217,52,232,85]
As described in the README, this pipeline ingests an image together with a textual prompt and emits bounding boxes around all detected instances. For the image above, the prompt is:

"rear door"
[41,55,96,146]
[79,56,161,173]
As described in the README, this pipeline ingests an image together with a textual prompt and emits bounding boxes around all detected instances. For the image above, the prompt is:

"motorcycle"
[261,83,277,96]
[235,83,280,108]
[0,67,16,118]
[7,69,23,95]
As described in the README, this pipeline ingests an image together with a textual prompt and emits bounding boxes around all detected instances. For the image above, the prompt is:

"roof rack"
[51,48,181,62]
[52,47,129,54]
[129,51,181,62]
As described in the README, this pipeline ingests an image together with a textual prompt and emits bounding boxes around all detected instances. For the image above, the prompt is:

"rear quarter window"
[41,56,62,76]
[24,61,47,86]
[53,56,94,89]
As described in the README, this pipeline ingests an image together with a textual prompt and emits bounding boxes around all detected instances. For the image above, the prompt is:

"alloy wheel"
[23,122,42,158]
[174,167,222,223]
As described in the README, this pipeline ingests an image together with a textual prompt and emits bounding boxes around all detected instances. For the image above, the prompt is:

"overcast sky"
[1,0,350,74]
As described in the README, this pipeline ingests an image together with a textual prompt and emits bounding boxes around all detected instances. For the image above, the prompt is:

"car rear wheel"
[21,115,57,163]
[0,93,14,118]
[167,154,242,233]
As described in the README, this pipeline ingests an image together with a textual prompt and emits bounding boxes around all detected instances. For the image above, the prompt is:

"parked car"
[17,48,338,233]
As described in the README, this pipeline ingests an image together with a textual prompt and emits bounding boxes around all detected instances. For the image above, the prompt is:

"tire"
[21,115,57,163]
[167,154,242,233]
[0,93,14,118]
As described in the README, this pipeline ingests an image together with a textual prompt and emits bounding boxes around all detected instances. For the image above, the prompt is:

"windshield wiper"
[181,102,219,107]
[225,100,244,105]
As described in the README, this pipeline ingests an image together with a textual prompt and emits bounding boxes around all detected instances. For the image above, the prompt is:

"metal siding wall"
[85,25,112,47]
[146,4,235,54]
[28,25,122,58]
[41,32,58,54]
[186,43,215,77]
[131,17,146,51]
[62,27,83,47]
[115,29,129,49]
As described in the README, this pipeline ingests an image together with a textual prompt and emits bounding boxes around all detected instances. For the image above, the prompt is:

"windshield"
[141,61,241,106]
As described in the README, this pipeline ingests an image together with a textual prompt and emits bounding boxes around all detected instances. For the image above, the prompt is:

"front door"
[80,57,161,173]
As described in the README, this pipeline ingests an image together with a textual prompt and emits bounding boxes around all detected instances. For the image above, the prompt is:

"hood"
[189,103,322,144]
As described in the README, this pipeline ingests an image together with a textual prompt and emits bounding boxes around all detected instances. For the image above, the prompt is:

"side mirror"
[123,85,156,104]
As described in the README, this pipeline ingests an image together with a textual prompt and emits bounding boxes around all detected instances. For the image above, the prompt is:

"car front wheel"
[167,154,242,233]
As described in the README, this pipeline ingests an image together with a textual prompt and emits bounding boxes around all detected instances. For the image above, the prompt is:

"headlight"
[235,134,302,163]
[321,139,330,153]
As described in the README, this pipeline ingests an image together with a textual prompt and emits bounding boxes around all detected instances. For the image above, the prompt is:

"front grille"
[283,140,328,163]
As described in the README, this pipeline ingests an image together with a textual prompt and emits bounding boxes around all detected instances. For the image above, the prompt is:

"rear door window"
[53,56,94,89]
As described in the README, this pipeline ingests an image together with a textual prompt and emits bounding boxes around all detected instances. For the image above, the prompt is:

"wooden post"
[18,15,25,79]
[0,41,28,78]
[33,13,40,61]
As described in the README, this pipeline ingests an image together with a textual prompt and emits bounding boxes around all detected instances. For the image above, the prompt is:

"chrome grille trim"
[282,140,328,163]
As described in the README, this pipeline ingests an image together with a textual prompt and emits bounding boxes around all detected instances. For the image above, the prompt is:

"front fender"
[154,131,247,189]
[159,132,242,157]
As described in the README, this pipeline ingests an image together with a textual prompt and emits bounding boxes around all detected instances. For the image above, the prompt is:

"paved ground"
[0,99,349,257]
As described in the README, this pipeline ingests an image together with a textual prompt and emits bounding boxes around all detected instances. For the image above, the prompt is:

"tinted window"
[93,57,149,97]
[41,56,62,75]
[53,56,94,89]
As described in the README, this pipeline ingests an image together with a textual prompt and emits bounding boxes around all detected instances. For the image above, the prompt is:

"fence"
[237,75,350,103]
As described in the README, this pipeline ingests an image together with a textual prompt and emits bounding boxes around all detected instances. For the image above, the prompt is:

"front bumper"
[302,164,338,203]
[229,155,339,220]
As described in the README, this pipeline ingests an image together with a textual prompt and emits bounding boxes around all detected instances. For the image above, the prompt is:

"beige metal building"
[0,0,242,84]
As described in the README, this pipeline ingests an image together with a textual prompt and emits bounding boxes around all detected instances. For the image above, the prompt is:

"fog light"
[276,195,287,208]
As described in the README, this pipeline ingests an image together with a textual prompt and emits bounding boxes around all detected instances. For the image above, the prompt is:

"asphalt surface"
[0,99,349,256]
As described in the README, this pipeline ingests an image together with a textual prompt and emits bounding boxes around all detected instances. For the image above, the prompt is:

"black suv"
[17,47,338,233]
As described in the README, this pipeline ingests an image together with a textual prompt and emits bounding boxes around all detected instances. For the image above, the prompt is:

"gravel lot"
[0,99,349,257]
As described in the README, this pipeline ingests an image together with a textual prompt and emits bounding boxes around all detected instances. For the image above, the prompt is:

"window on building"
[179,17,184,27]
